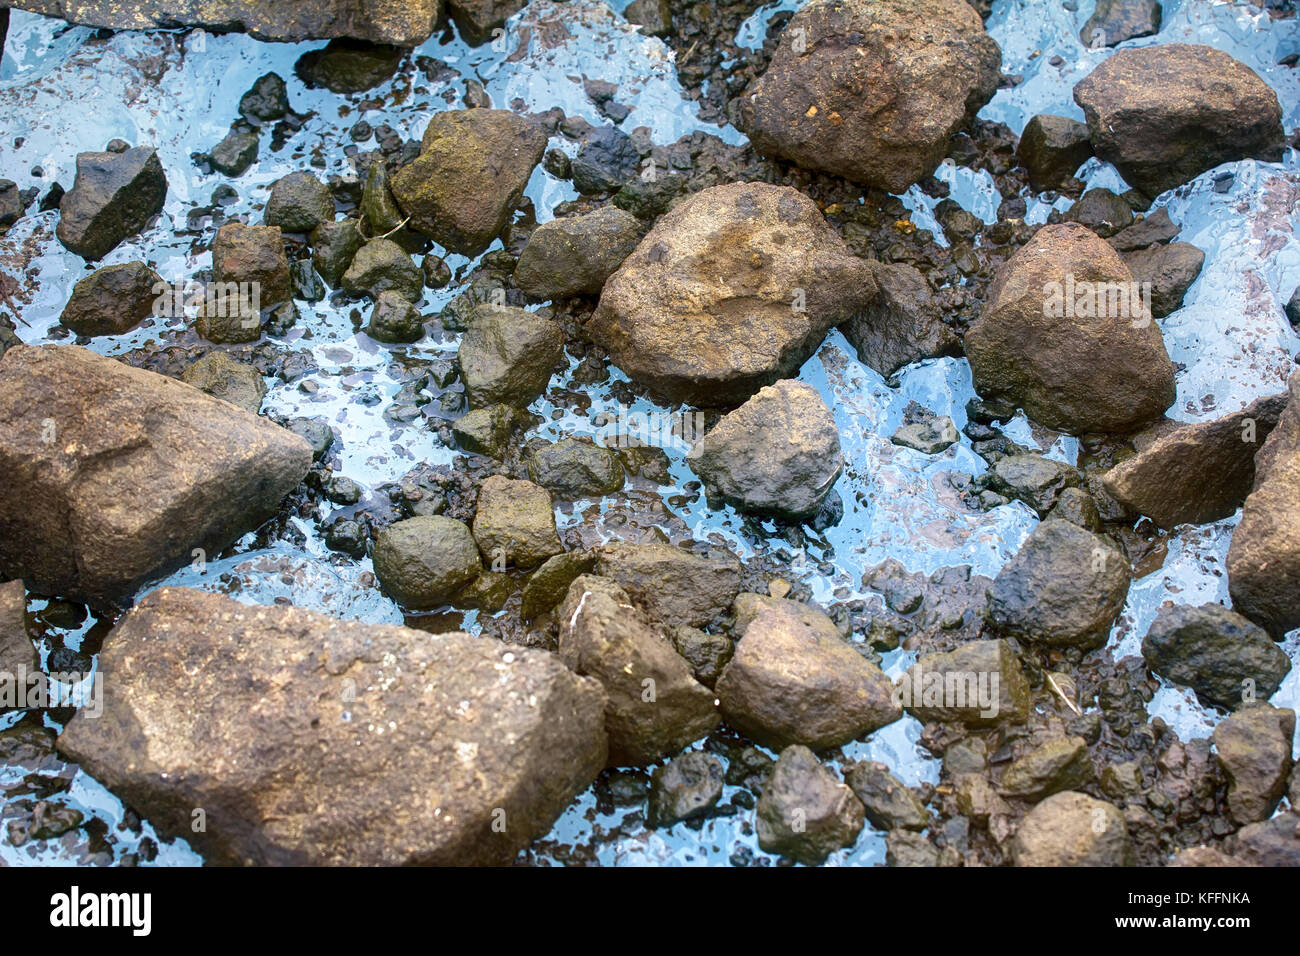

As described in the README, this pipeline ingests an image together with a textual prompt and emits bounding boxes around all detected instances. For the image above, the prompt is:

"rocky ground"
[0,0,1299,867]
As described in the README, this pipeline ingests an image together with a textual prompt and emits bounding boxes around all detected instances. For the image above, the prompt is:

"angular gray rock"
[56,147,167,260]
[0,346,310,610]
[839,261,960,379]
[457,306,564,408]
[756,745,865,865]
[687,380,843,522]
[1016,114,1093,192]
[56,586,607,865]
[594,541,741,629]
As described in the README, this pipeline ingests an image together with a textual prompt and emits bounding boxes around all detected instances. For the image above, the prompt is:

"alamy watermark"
[594,403,706,452]
[893,666,1001,719]
[1043,273,1152,327]
[0,666,103,717]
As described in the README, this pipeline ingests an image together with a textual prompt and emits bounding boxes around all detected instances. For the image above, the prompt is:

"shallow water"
[1,0,1299,866]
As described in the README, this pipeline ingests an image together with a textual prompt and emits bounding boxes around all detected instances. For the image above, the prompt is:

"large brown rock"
[9,0,443,45]
[0,346,311,609]
[965,223,1176,434]
[391,110,546,256]
[1073,44,1284,198]
[1228,371,1300,636]
[56,587,607,864]
[735,0,1001,193]
[687,379,842,522]
[589,181,875,407]
[716,599,900,750]
[899,639,1031,727]
[1103,392,1288,528]
[1213,704,1296,826]
[558,575,718,766]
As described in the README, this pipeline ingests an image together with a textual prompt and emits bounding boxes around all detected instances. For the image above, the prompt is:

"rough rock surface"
[900,639,1031,727]
[1228,371,1300,636]
[528,439,624,498]
[1212,705,1295,825]
[0,580,38,692]
[391,110,546,256]
[965,223,1176,434]
[1073,44,1284,198]
[1142,604,1290,710]
[0,346,310,610]
[648,751,724,827]
[472,475,563,569]
[1103,392,1287,528]
[1012,792,1133,866]
[558,575,719,766]
[371,515,482,609]
[839,260,960,379]
[735,0,1001,192]
[514,206,642,300]
[687,380,842,522]
[180,351,266,414]
[755,745,865,865]
[9,0,444,46]
[1016,114,1093,192]
[986,519,1131,651]
[595,542,741,629]
[457,306,564,408]
[56,587,606,865]
[60,261,163,337]
[446,0,527,45]
[716,599,900,750]
[589,182,875,407]
[57,147,167,260]
[844,762,929,831]
[263,171,334,234]
[340,238,422,301]
[1080,0,1161,48]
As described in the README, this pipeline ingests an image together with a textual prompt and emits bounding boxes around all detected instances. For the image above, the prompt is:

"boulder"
[56,147,167,260]
[997,735,1094,799]
[1012,792,1133,866]
[756,745,865,865]
[839,260,960,379]
[0,346,311,610]
[1213,704,1295,825]
[1016,114,1093,192]
[899,639,1031,727]
[528,439,625,498]
[716,599,900,750]
[844,761,929,831]
[1073,44,1284,198]
[1141,603,1290,710]
[457,306,564,408]
[471,475,563,569]
[180,351,266,414]
[687,380,843,522]
[595,541,741,628]
[366,290,425,343]
[558,575,719,766]
[1102,392,1287,528]
[56,587,606,865]
[340,238,422,301]
[1228,371,1300,636]
[9,0,443,45]
[965,223,1175,434]
[372,515,482,609]
[391,110,547,256]
[1123,241,1204,318]
[735,0,1001,192]
[647,751,724,827]
[514,206,642,300]
[986,519,1131,651]
[591,182,874,406]
[263,171,334,234]
[60,261,163,337]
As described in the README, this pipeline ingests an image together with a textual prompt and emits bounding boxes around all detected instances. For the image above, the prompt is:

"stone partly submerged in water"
[56,146,167,260]
[1073,44,1285,198]
[8,0,444,46]
[56,587,608,865]
[590,181,875,407]
[964,223,1175,435]
[687,380,843,522]
[755,745,866,865]
[735,0,1001,193]
[59,261,163,337]
[0,346,311,610]
[391,110,547,257]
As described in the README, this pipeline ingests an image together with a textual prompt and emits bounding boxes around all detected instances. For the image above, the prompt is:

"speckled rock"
[1013,792,1133,866]
[60,261,163,337]
[471,475,562,569]
[371,515,482,609]
[595,541,741,629]
[180,351,266,414]
[756,745,865,865]
[457,306,564,408]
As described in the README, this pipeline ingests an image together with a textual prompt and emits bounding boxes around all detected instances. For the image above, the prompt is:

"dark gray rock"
[756,745,865,865]
[57,147,167,260]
